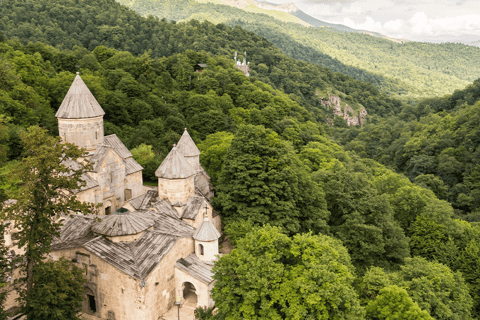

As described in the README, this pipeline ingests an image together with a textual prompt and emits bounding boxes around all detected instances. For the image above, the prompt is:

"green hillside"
[2,0,480,318]
[115,0,480,100]
[331,78,480,215]
[0,0,404,124]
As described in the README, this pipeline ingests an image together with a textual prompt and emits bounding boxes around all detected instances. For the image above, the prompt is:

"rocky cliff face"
[320,94,367,127]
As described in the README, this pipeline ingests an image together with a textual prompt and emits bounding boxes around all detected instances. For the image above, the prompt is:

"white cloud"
[291,0,480,42]
[409,12,432,34]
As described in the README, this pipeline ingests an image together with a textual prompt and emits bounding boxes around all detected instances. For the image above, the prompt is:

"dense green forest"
[1,0,480,318]
[115,0,480,100]
[0,0,405,123]
[331,80,480,216]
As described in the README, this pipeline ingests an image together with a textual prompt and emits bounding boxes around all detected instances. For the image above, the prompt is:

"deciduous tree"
[212,225,364,319]
[3,126,95,312]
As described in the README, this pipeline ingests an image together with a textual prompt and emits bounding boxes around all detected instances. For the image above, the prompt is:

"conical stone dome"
[177,129,200,157]
[155,145,196,179]
[193,217,221,242]
[56,73,105,119]
[91,211,155,237]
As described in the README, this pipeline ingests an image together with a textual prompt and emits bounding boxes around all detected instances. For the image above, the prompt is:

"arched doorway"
[83,287,97,315]
[182,282,197,307]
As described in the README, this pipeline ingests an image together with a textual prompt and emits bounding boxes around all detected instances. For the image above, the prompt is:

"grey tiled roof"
[192,218,221,241]
[152,212,195,238]
[155,146,196,179]
[91,211,156,236]
[83,230,178,280]
[181,195,205,220]
[125,157,143,175]
[104,134,133,159]
[175,253,214,284]
[177,129,200,157]
[55,74,105,119]
[153,199,180,219]
[128,189,159,211]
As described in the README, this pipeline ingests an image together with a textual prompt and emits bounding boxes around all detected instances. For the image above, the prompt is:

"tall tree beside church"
[213,124,329,235]
[2,126,95,312]
[212,225,364,319]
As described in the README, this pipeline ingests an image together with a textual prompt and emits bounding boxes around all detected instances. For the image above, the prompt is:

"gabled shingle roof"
[55,74,105,119]
[177,129,200,157]
[175,253,214,284]
[155,146,196,179]
[181,195,205,220]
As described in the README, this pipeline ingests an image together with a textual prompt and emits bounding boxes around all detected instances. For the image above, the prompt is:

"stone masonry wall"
[195,239,218,262]
[158,176,195,204]
[50,248,145,320]
[58,116,104,152]
[174,267,211,308]
[145,237,195,320]
[125,171,144,200]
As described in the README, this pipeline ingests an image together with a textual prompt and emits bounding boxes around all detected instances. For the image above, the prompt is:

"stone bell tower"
[55,72,105,152]
[155,144,196,204]
[193,205,221,262]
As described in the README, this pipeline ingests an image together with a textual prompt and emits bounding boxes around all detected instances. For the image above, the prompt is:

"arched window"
[199,244,204,256]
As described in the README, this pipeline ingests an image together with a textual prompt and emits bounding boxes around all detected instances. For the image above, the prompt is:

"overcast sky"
[262,0,480,43]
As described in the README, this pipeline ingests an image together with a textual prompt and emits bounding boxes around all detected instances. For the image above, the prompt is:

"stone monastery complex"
[5,73,222,320]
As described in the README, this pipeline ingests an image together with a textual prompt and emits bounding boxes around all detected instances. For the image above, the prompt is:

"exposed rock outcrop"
[320,94,367,127]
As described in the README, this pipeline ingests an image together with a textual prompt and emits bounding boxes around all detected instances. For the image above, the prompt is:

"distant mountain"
[115,0,480,100]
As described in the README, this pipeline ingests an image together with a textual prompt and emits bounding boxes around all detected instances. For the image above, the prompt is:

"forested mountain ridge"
[116,0,480,100]
[1,0,480,318]
[332,78,480,216]
[0,0,405,123]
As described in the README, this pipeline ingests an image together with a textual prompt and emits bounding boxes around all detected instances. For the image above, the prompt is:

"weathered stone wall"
[91,149,126,214]
[158,176,195,204]
[50,236,195,320]
[145,237,195,320]
[195,239,218,262]
[125,171,144,200]
[76,187,97,208]
[58,116,104,152]
[50,248,145,320]
[174,267,211,308]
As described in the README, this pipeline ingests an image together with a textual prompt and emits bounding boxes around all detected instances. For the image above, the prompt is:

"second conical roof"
[55,73,105,119]
[193,217,221,241]
[155,145,196,179]
[177,129,200,157]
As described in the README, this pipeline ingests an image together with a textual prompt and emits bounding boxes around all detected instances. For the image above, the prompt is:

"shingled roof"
[175,253,214,284]
[91,211,155,236]
[155,145,196,179]
[83,231,178,280]
[177,129,200,157]
[51,211,196,280]
[193,216,221,242]
[55,73,105,119]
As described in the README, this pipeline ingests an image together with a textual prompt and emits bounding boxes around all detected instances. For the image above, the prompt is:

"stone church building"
[6,73,222,320]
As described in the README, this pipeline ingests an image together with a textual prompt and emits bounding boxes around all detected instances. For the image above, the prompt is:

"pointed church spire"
[176,128,200,157]
[55,73,105,119]
[155,144,196,179]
